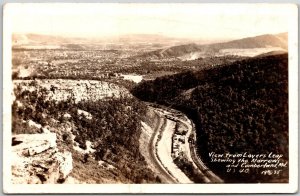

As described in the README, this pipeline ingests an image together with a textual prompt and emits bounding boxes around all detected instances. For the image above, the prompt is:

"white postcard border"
[2,3,298,194]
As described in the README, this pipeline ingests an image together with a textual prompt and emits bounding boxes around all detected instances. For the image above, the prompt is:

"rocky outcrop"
[12,133,73,184]
[13,79,130,103]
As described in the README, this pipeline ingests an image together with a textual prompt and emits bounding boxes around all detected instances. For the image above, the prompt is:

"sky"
[5,3,296,41]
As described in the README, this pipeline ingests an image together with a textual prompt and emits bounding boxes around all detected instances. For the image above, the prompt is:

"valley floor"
[142,104,223,183]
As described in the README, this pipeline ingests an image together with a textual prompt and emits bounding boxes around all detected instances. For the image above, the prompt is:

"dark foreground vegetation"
[174,155,207,183]
[12,86,159,183]
[132,54,289,183]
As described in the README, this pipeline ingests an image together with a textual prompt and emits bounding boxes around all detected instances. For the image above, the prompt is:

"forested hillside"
[12,84,159,183]
[132,54,288,183]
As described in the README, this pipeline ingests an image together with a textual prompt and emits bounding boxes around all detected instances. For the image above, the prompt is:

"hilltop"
[139,33,288,59]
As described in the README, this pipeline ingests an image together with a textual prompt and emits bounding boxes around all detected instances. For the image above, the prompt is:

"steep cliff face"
[12,133,73,184]
[13,79,130,103]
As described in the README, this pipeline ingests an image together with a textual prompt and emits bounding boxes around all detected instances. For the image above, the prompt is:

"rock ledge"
[12,133,73,184]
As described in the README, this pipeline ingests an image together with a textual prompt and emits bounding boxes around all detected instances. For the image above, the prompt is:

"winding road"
[145,103,223,183]
[147,113,177,183]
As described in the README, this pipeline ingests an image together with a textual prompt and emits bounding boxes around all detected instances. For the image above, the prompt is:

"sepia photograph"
[2,3,298,194]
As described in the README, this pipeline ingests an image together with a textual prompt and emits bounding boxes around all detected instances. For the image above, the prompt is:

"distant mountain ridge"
[12,33,195,49]
[12,32,288,57]
[214,33,287,50]
[140,32,288,59]
[13,34,73,45]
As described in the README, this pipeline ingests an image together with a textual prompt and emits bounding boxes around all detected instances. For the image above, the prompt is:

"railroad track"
[147,102,223,183]
[148,111,178,183]
[190,144,223,183]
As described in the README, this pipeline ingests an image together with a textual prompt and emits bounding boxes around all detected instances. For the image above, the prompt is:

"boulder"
[27,120,42,129]
[11,133,73,184]
[12,133,56,156]
[54,151,73,180]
